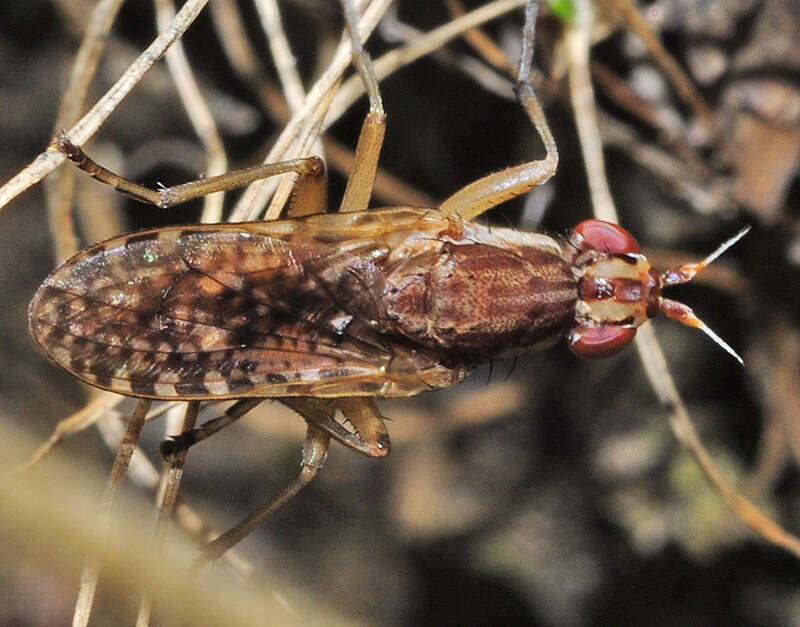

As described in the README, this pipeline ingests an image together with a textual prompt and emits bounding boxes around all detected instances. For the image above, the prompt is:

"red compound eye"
[574,219,640,254]
[571,325,637,359]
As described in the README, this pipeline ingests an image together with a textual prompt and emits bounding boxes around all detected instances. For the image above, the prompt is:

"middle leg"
[338,0,387,213]
[198,424,330,564]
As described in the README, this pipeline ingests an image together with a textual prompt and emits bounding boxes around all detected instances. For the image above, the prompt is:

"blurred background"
[1,0,799,624]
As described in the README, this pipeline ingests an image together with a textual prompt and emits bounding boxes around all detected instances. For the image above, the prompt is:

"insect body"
[24,0,747,566]
[29,209,742,402]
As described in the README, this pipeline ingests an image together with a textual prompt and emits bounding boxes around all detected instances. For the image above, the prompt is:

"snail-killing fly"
[27,1,746,560]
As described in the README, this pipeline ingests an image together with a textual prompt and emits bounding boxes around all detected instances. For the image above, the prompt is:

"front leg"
[438,1,558,221]
[53,133,325,210]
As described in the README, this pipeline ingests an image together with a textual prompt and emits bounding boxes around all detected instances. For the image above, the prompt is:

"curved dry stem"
[636,325,800,558]
[9,392,121,477]
[327,0,528,123]
[155,0,228,224]
[10,394,182,477]
[590,61,712,178]
[445,0,515,75]
[565,0,618,223]
[47,0,126,262]
[72,399,151,627]
[380,6,520,100]
[0,0,210,212]
[136,401,200,626]
[745,319,800,496]
[598,112,732,213]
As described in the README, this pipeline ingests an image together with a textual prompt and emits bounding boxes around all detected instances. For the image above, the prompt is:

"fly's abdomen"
[384,242,578,364]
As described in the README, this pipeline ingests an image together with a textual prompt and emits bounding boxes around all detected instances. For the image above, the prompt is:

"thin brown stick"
[72,399,151,627]
[603,0,716,131]
[379,6,524,101]
[743,318,800,497]
[445,0,514,74]
[9,393,122,477]
[598,111,732,213]
[11,396,184,478]
[590,61,712,179]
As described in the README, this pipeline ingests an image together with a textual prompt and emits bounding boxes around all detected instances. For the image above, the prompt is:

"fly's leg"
[198,397,394,562]
[283,0,390,526]
[274,2,391,554]
[288,0,389,217]
[338,0,386,213]
[160,397,391,460]
[198,425,330,564]
[160,1,391,558]
[52,133,326,212]
[159,396,389,559]
[51,0,386,216]
[159,399,263,458]
[284,160,328,216]
[438,1,558,221]
[282,397,391,458]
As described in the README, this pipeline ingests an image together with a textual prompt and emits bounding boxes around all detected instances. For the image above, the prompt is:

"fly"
[27,1,746,564]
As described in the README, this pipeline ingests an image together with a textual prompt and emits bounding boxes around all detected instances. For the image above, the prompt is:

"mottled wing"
[29,216,464,399]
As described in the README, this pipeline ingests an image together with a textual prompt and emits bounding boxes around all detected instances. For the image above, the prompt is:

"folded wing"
[29,224,463,399]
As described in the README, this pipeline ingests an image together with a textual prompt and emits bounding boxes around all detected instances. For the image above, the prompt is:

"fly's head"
[566,219,749,362]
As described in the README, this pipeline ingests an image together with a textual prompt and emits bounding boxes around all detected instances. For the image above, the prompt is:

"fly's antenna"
[659,226,751,364]
[659,299,744,364]
[662,226,751,287]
